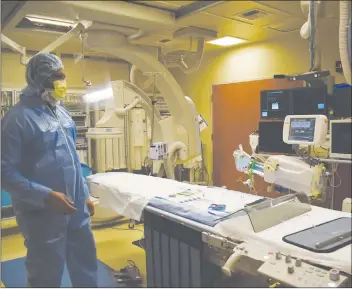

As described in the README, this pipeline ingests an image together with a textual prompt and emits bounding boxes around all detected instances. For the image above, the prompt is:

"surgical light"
[25,15,74,28]
[207,36,247,47]
[83,87,114,103]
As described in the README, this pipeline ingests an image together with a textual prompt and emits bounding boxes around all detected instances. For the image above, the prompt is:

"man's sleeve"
[1,113,52,208]
[82,178,91,201]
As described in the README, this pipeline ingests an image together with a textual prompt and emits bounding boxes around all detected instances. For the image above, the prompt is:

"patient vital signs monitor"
[330,119,352,159]
[283,115,328,145]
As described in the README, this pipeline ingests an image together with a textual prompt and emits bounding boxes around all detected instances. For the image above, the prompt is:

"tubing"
[163,141,188,180]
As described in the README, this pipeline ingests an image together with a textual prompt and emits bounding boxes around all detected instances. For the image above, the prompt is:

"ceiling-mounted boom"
[0,34,27,64]
[1,20,92,65]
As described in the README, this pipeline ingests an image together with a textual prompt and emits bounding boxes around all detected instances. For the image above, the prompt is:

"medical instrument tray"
[283,217,352,253]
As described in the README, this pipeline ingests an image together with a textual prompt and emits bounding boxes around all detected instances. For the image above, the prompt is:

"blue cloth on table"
[147,197,235,227]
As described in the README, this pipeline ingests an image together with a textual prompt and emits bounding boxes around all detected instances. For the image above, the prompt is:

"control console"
[258,252,348,287]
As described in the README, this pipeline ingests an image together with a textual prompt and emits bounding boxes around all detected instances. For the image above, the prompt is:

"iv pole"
[142,71,166,176]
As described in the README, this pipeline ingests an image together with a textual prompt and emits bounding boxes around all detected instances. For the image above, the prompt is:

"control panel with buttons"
[258,252,348,287]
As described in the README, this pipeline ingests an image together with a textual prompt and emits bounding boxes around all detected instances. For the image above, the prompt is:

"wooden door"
[212,78,303,197]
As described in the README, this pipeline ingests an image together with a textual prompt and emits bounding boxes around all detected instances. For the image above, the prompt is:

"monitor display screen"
[261,87,328,120]
[331,122,352,155]
[332,87,352,118]
[288,118,316,142]
[258,121,295,154]
[260,90,291,120]
[271,102,279,110]
[291,87,327,115]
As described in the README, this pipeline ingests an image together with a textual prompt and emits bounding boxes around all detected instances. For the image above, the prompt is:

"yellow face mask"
[52,79,67,101]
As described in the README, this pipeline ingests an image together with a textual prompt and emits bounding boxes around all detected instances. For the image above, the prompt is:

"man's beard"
[41,89,59,106]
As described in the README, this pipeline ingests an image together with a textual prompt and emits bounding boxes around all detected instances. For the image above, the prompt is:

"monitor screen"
[288,118,316,143]
[331,122,352,155]
[291,87,328,115]
[260,90,291,120]
[333,87,352,118]
[258,121,295,154]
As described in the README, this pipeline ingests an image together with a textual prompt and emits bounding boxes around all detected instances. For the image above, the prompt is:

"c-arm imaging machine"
[84,30,201,180]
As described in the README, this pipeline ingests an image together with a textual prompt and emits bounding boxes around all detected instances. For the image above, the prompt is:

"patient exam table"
[88,173,352,288]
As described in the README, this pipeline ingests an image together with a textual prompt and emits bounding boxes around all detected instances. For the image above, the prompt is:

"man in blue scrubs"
[1,53,98,287]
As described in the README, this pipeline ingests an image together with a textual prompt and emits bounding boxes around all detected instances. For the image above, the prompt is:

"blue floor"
[1,257,119,287]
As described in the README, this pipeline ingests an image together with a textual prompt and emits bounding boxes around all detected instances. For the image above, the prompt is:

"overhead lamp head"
[207,36,247,47]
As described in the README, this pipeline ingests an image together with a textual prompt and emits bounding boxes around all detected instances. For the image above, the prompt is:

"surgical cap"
[26,53,64,89]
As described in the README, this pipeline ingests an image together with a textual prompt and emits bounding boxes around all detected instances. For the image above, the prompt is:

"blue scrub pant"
[15,207,98,288]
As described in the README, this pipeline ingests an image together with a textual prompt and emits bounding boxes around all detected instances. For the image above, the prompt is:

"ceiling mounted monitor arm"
[1,20,92,65]
[30,20,92,61]
[84,29,202,176]
[158,37,205,74]
[157,27,217,74]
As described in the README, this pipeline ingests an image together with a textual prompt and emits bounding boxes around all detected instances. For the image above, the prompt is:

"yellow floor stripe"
[1,234,26,262]
[1,218,17,230]
[0,280,5,287]
[1,222,147,286]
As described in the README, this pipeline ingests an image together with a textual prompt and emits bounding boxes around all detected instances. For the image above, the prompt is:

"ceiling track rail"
[174,1,225,20]
[121,0,225,21]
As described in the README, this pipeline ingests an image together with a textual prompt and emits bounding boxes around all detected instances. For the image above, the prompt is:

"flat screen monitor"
[330,120,352,159]
[332,87,351,118]
[260,90,292,120]
[258,121,295,154]
[260,87,328,120]
[288,118,316,143]
[291,87,328,115]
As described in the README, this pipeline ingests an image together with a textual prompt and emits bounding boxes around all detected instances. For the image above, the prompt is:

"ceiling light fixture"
[25,15,74,27]
[207,36,247,47]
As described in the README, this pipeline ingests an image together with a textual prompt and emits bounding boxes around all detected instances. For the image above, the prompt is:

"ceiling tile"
[255,0,339,19]
[126,1,194,10]
[265,18,305,33]
[254,1,304,18]
[195,1,301,28]
[160,1,195,7]
[177,12,281,42]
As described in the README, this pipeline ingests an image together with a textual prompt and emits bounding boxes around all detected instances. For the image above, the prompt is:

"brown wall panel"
[212,79,303,198]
